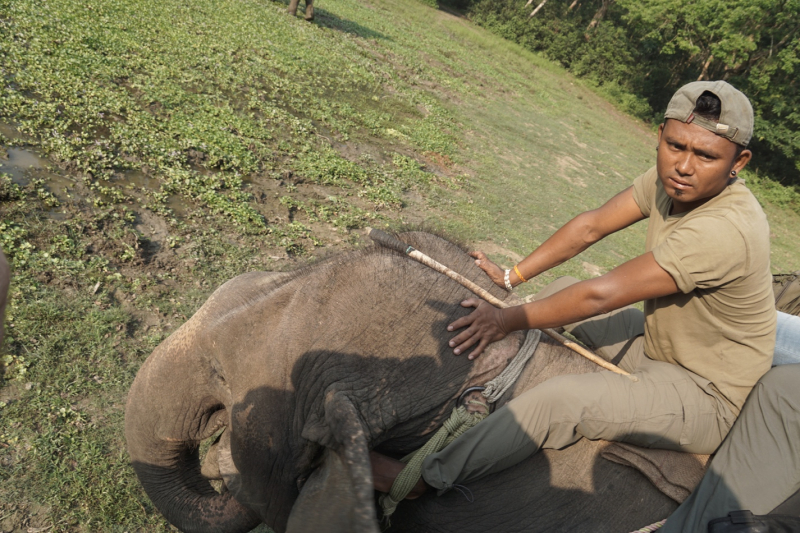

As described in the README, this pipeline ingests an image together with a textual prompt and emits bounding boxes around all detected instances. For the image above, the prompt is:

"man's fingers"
[448,326,475,348]
[467,338,491,360]
[447,299,481,332]
[469,250,487,261]
[452,331,481,356]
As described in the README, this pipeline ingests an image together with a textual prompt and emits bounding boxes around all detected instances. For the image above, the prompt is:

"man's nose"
[675,153,694,176]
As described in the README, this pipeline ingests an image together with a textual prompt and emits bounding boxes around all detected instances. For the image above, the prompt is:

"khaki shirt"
[632,166,776,413]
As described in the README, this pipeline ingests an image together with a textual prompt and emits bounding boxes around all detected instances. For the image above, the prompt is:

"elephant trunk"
[129,440,259,533]
[125,343,261,533]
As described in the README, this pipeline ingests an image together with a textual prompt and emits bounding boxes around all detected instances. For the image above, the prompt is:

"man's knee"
[753,365,800,410]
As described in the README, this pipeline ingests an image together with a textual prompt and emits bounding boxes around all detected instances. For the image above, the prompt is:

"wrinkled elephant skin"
[126,233,528,532]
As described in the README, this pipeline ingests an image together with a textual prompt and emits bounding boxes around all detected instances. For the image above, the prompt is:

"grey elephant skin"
[125,232,677,533]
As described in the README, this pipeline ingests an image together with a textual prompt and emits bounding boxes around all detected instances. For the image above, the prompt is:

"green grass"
[1,0,799,530]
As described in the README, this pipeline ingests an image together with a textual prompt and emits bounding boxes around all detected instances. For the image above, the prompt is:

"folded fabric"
[601,442,710,503]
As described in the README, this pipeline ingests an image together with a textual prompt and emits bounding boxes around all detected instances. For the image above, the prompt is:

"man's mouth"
[668,176,691,190]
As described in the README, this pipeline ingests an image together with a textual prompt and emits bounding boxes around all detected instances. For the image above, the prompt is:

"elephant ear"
[287,391,380,533]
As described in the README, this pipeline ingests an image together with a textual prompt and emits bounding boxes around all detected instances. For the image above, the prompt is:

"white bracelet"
[504,269,513,291]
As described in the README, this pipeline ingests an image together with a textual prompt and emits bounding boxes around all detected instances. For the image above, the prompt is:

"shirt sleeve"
[631,166,658,218]
[652,215,748,293]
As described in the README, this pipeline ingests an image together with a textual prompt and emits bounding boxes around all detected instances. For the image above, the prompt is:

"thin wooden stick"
[367,228,633,378]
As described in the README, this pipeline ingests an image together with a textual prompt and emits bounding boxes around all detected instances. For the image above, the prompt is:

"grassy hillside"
[1,0,798,530]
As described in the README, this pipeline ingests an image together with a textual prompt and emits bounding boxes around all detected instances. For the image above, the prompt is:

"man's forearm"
[512,212,599,284]
[500,278,606,332]
[510,186,644,286]
[499,252,680,333]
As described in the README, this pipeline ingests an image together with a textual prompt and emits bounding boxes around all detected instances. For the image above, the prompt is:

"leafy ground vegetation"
[0,0,799,531]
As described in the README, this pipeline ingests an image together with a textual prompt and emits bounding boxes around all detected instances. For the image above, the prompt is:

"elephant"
[125,232,679,533]
[287,0,314,21]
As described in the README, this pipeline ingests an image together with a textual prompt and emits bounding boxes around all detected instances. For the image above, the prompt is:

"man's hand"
[469,251,506,289]
[447,298,509,360]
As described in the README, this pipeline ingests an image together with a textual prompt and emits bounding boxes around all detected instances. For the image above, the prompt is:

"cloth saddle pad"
[600,442,710,503]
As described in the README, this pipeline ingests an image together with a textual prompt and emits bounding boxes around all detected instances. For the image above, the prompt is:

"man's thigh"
[511,358,730,454]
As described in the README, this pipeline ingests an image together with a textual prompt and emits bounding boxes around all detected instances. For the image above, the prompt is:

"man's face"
[656,119,751,214]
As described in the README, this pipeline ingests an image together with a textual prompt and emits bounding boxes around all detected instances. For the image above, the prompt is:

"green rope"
[379,404,488,524]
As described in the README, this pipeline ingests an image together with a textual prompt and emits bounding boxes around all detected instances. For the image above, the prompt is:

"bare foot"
[370,451,427,499]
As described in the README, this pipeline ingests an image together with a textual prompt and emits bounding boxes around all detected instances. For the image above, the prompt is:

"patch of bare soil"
[0,502,51,533]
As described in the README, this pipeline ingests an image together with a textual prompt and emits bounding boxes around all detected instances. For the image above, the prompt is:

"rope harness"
[379,329,542,524]
[482,329,542,403]
[630,519,667,532]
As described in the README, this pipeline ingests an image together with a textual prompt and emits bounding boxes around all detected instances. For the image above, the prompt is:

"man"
[660,306,800,532]
[371,81,776,502]
[662,363,800,532]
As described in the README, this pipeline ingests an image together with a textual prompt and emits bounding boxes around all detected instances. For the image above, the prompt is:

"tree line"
[442,0,799,186]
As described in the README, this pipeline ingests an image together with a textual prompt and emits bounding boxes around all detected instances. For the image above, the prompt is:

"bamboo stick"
[368,228,633,379]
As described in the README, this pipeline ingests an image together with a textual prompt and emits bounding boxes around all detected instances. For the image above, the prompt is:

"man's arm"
[449,251,680,359]
[474,186,647,287]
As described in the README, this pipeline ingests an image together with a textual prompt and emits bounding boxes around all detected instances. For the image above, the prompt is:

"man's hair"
[693,90,745,157]
[693,91,722,121]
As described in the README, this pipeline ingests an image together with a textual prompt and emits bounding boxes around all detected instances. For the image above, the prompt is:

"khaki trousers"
[422,277,737,490]
[662,364,800,533]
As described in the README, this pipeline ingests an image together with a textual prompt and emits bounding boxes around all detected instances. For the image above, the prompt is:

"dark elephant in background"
[287,0,314,21]
[124,232,677,533]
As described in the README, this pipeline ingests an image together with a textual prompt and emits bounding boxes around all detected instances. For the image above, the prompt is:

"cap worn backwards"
[664,80,754,147]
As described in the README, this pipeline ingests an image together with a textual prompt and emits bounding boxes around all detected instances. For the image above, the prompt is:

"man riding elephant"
[126,232,682,533]
[662,292,800,532]
[371,81,777,505]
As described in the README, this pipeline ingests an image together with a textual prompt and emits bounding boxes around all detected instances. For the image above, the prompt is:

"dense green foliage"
[462,0,800,186]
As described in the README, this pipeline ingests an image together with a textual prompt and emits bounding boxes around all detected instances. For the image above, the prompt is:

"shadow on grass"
[275,0,391,41]
[313,8,392,41]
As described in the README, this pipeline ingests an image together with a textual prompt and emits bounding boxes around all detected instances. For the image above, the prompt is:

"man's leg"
[662,364,800,533]
[422,358,729,491]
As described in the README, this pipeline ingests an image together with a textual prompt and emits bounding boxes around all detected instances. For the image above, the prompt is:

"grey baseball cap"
[664,80,754,146]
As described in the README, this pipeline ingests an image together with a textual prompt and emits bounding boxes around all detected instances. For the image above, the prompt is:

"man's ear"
[732,148,752,174]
